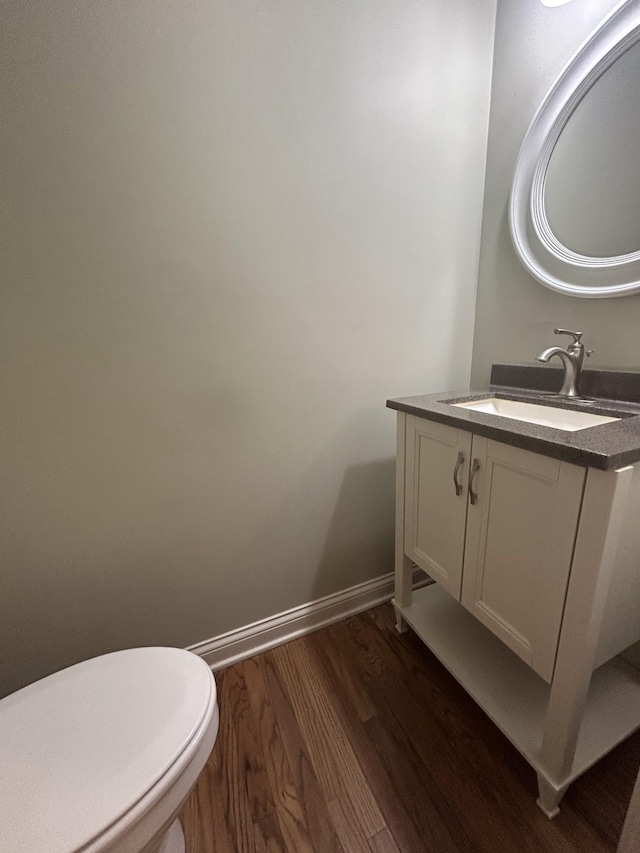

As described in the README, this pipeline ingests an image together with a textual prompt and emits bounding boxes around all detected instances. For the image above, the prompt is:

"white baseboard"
[188,568,430,672]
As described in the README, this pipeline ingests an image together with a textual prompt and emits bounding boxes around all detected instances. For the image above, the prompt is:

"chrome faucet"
[536,329,592,398]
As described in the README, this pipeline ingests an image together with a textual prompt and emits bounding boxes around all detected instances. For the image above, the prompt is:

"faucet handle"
[554,328,583,346]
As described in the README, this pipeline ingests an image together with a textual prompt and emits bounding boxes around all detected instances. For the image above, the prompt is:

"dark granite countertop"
[387,387,640,471]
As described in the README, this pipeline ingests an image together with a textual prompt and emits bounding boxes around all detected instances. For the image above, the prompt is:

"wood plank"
[317,621,377,723]
[220,667,263,851]
[327,796,372,853]
[368,828,402,853]
[355,623,548,851]
[241,656,315,853]
[363,712,472,852]
[272,637,386,838]
[261,654,344,853]
[182,669,248,853]
[253,812,287,853]
[330,620,481,851]
[226,662,278,823]
[309,621,431,852]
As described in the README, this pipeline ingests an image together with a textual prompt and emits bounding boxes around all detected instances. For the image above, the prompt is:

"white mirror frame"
[509,0,640,298]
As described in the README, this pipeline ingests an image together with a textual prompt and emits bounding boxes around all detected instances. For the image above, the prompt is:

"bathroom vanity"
[388,370,640,817]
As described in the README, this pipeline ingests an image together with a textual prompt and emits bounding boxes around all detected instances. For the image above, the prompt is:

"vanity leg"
[395,552,413,605]
[392,599,408,634]
[535,467,633,817]
[536,774,567,820]
[393,412,412,635]
[539,467,632,803]
[393,554,413,634]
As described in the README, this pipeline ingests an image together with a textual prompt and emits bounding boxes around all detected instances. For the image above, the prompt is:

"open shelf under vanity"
[397,583,640,788]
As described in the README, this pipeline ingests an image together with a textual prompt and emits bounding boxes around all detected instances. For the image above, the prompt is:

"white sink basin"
[451,397,620,432]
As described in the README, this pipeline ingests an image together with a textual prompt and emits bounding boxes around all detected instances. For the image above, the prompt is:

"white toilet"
[0,647,219,853]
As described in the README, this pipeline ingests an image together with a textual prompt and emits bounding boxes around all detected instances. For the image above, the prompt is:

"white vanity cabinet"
[404,415,585,682]
[393,410,640,818]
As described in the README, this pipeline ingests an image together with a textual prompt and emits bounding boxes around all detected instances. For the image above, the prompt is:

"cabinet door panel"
[404,416,471,600]
[461,438,586,682]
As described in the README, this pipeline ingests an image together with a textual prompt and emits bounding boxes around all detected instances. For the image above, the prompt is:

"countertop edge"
[386,390,640,471]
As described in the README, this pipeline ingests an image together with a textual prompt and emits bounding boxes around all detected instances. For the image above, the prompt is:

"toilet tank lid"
[0,647,216,853]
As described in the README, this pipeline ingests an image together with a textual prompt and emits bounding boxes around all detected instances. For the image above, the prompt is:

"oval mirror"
[509,0,640,298]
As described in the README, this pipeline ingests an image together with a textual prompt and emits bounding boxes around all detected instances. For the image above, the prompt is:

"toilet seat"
[0,647,218,853]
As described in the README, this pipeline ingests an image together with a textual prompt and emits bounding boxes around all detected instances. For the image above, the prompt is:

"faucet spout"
[536,347,580,397]
[537,346,570,363]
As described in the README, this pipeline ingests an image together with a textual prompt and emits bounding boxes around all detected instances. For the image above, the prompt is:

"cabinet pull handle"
[453,451,465,496]
[469,458,481,505]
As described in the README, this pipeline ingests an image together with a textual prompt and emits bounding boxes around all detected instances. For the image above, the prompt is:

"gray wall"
[0,0,496,696]
[471,0,640,387]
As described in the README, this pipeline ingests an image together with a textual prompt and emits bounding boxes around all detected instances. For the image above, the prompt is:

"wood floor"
[180,602,640,852]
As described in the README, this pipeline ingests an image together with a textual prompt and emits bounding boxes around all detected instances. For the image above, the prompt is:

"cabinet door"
[404,416,472,600]
[461,437,586,682]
